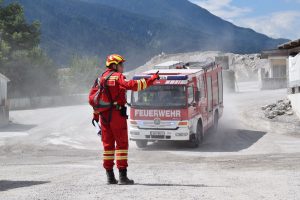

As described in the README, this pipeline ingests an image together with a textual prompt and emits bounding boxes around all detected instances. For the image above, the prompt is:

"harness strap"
[100,71,116,124]
[95,100,117,108]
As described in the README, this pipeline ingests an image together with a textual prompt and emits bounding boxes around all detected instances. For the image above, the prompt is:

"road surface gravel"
[0,86,300,200]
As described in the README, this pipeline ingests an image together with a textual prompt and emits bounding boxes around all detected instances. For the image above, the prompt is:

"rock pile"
[129,51,267,82]
[261,99,294,119]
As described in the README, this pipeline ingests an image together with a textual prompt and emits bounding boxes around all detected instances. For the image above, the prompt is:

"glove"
[92,119,102,137]
[150,71,160,81]
[92,112,99,126]
[92,119,98,127]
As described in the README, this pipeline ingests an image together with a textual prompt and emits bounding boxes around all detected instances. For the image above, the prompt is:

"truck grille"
[138,120,178,129]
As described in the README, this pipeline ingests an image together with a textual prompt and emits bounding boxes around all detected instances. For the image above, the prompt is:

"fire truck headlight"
[130,120,137,125]
[137,121,144,126]
[130,120,139,127]
[175,132,188,136]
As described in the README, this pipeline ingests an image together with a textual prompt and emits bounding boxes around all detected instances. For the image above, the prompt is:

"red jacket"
[94,69,157,115]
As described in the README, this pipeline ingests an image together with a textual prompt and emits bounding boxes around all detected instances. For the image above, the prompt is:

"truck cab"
[129,61,223,148]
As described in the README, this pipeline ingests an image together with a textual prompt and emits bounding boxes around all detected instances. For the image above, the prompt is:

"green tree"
[0,1,58,97]
[0,1,40,58]
[4,48,59,97]
[66,55,103,93]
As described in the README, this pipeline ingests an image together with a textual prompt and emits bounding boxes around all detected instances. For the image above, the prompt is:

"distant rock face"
[129,51,269,82]
[262,99,293,119]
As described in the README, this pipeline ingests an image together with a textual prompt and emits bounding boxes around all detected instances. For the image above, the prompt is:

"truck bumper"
[129,127,191,141]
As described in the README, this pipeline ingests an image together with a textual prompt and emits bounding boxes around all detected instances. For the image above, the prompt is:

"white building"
[260,52,288,90]
[284,40,300,118]
[0,73,9,127]
[262,39,300,118]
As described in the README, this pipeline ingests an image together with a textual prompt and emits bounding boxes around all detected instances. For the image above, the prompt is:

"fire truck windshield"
[131,85,187,108]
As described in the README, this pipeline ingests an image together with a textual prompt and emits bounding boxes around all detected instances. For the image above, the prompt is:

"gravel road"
[1,85,300,200]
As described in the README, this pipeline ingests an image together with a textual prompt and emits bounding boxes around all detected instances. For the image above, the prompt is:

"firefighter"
[93,54,159,185]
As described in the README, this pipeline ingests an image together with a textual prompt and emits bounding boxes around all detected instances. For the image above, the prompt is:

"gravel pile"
[262,99,294,119]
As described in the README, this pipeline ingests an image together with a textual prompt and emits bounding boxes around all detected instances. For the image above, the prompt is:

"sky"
[189,0,300,40]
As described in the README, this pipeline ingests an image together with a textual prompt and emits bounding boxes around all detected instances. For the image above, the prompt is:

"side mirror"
[195,91,201,102]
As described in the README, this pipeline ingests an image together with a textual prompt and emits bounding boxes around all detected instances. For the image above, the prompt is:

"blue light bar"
[167,75,188,80]
[133,76,151,80]
[133,75,188,80]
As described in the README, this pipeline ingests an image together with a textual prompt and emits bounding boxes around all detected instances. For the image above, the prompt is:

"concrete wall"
[259,78,287,90]
[269,58,287,78]
[258,68,287,90]
[9,94,87,110]
[288,54,300,88]
[222,70,236,93]
[0,75,9,127]
[288,53,300,119]
[0,104,9,127]
[288,93,300,119]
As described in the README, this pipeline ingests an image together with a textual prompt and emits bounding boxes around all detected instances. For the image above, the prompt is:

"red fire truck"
[129,61,223,148]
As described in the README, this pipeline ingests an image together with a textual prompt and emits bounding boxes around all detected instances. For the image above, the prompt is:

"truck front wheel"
[136,140,148,148]
[189,121,203,148]
[212,111,219,133]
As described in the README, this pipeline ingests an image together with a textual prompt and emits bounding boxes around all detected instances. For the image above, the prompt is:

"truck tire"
[212,111,219,133]
[189,121,203,148]
[136,140,148,148]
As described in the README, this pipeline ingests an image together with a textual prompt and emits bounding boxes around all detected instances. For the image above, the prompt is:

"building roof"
[260,49,289,59]
[278,39,300,50]
[261,38,300,59]
[0,73,10,82]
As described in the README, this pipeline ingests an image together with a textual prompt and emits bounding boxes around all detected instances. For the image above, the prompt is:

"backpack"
[88,71,115,111]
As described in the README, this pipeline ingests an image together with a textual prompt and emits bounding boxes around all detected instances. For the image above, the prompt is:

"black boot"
[106,170,118,185]
[118,169,134,185]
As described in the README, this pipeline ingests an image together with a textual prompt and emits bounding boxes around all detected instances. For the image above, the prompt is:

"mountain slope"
[5,0,288,68]
[86,0,286,51]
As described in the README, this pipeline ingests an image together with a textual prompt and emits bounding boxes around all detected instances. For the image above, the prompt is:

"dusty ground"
[0,83,300,200]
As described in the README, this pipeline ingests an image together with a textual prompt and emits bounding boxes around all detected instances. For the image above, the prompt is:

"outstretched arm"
[118,72,159,91]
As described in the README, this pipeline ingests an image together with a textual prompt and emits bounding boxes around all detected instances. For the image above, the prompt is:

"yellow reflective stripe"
[137,80,142,91]
[108,76,119,80]
[115,150,128,153]
[103,156,115,160]
[116,156,128,160]
[103,150,115,154]
[141,78,147,90]
[106,60,118,66]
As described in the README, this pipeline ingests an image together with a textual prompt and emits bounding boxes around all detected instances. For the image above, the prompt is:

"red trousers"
[100,109,128,170]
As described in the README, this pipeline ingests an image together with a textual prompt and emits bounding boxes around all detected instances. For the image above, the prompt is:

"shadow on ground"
[0,123,36,132]
[0,180,49,192]
[136,183,224,188]
[141,129,266,152]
